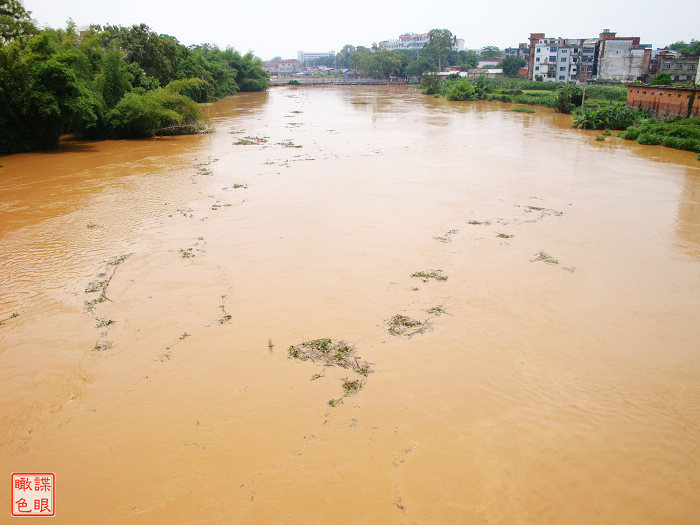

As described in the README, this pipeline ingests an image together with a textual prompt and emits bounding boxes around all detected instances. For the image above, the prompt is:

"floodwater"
[1,86,699,523]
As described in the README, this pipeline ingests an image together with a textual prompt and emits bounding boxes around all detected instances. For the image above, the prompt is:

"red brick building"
[626,85,700,120]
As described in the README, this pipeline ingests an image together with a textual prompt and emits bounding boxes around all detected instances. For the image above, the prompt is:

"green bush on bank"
[107,88,202,138]
[445,78,475,101]
[573,103,641,130]
[619,118,700,153]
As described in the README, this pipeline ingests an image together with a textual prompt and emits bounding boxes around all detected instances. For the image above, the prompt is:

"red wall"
[626,86,699,120]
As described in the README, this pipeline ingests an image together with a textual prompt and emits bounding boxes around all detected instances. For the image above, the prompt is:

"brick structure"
[626,85,700,120]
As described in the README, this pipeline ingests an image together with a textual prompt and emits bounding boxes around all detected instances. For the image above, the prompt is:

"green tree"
[423,29,456,72]
[667,40,700,56]
[457,49,479,70]
[0,0,36,44]
[480,46,502,58]
[350,46,372,77]
[0,35,99,152]
[405,56,437,77]
[97,49,132,108]
[370,46,402,79]
[651,72,673,85]
[499,56,526,77]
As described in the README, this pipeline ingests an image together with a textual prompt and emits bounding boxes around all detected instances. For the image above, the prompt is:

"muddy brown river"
[1,86,699,523]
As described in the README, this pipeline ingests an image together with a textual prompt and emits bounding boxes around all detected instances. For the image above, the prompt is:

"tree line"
[0,1,269,154]
[305,29,522,79]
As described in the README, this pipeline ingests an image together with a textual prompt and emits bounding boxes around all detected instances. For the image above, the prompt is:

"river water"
[1,86,699,523]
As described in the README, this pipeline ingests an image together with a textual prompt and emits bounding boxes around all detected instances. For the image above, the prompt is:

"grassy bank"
[619,118,700,156]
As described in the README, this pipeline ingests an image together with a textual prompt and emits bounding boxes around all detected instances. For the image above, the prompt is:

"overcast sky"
[23,0,699,60]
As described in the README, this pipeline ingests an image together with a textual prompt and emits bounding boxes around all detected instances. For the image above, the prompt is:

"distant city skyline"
[23,0,699,61]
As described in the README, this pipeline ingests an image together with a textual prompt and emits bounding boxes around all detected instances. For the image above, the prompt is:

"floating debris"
[288,339,372,376]
[433,229,458,243]
[233,136,268,145]
[425,305,448,316]
[93,341,112,352]
[276,140,302,148]
[288,339,374,406]
[411,270,447,283]
[467,219,490,225]
[386,314,430,337]
[341,378,365,396]
[496,233,514,239]
[531,251,559,264]
[0,312,19,326]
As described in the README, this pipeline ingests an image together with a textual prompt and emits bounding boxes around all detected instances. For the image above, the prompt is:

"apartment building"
[504,43,529,58]
[528,35,587,82]
[657,54,699,82]
[528,29,650,83]
[596,30,651,83]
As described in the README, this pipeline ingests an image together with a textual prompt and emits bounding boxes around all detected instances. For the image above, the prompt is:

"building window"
[675,64,684,69]
[535,66,540,71]
[536,57,540,62]
[664,63,671,69]
[560,67,565,71]
[573,57,578,63]
[559,75,565,80]
[536,48,541,53]
[562,49,568,53]
[561,58,566,62]
[549,56,556,62]
[689,64,696,70]
[573,48,578,53]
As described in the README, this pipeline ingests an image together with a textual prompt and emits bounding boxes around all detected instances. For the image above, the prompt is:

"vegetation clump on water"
[512,107,536,113]
[233,136,268,146]
[0,4,269,154]
[433,229,458,243]
[386,314,430,337]
[288,339,374,406]
[531,251,559,265]
[425,305,448,316]
[411,270,448,282]
[0,312,20,326]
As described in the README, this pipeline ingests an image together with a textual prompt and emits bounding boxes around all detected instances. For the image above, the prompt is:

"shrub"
[107,88,202,138]
[623,126,641,140]
[636,133,663,145]
[420,75,441,95]
[445,78,475,101]
[662,136,700,152]
[573,103,640,130]
[165,78,212,103]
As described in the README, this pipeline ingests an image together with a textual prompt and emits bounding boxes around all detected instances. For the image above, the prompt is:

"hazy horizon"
[22,0,700,61]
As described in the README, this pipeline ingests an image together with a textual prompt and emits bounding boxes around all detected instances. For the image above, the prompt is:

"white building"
[531,38,585,82]
[297,51,334,63]
[378,33,465,52]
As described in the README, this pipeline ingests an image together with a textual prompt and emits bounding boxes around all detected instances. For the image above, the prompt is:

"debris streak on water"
[1,86,699,523]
